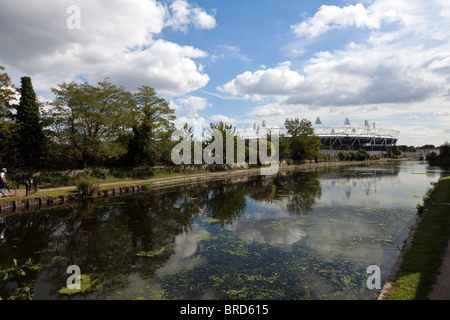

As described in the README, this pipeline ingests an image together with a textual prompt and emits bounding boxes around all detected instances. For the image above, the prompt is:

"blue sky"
[1,0,450,146]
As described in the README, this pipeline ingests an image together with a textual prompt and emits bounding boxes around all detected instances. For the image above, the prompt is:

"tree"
[0,66,18,167]
[50,78,135,169]
[284,118,321,161]
[386,145,401,158]
[278,134,291,159]
[16,76,45,168]
[126,86,176,167]
[203,121,243,165]
[428,142,450,166]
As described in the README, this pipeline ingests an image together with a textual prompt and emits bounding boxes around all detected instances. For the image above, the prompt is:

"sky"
[1,0,450,147]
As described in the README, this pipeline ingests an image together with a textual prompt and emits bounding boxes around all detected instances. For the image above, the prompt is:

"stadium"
[313,118,400,151]
[239,118,400,151]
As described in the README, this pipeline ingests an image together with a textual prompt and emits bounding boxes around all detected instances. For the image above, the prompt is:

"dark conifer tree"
[16,76,45,168]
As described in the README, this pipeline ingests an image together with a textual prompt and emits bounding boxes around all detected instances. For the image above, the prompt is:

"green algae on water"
[137,247,167,258]
[58,274,103,295]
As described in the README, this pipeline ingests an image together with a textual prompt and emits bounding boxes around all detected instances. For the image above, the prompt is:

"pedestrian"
[0,168,8,198]
[0,216,6,241]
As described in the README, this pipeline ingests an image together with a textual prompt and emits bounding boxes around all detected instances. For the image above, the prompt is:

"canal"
[0,161,448,300]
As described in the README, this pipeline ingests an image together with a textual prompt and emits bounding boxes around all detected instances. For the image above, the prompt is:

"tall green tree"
[16,76,45,168]
[0,66,18,167]
[203,121,243,165]
[126,86,176,167]
[50,78,135,169]
[284,118,321,161]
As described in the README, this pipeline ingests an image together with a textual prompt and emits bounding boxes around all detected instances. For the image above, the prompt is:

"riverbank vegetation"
[386,176,450,300]
[427,143,450,167]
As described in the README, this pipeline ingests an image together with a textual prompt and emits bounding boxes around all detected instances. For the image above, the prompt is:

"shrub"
[76,176,99,197]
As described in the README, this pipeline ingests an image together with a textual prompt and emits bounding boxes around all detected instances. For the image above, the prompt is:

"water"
[0,161,448,300]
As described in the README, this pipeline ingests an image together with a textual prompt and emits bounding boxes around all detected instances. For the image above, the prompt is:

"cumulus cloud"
[174,96,211,117]
[166,0,216,32]
[291,1,403,38]
[210,114,236,125]
[218,61,304,96]
[220,48,446,107]
[220,0,450,109]
[0,0,216,97]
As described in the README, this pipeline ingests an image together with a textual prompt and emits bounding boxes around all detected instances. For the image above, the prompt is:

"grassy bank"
[385,176,450,300]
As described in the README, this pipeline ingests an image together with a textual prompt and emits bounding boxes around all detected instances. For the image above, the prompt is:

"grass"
[387,176,450,300]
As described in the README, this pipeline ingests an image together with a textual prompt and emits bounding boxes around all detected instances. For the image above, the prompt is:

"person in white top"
[0,168,8,198]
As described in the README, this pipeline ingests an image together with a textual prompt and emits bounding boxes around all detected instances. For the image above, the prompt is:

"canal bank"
[0,160,378,214]
[378,176,450,300]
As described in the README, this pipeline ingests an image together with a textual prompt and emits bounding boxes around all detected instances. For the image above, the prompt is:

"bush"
[76,176,99,197]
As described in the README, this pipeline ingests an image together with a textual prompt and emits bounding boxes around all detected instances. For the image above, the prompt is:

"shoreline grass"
[386,176,450,300]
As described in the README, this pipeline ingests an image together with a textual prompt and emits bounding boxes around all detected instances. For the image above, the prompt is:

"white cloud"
[218,61,304,96]
[174,116,207,129]
[221,0,450,110]
[291,1,405,38]
[174,96,211,117]
[166,0,216,32]
[210,114,236,125]
[0,0,215,98]
[220,46,447,107]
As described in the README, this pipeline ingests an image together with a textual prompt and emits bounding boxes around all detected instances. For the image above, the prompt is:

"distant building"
[238,118,400,151]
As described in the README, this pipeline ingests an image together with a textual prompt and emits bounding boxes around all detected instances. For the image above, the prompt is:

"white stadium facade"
[239,118,400,151]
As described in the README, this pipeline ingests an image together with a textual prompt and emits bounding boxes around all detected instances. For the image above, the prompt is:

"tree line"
[1,65,322,171]
[427,143,450,166]
[1,65,178,170]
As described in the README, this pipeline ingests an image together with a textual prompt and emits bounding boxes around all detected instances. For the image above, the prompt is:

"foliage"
[0,66,19,167]
[16,77,46,168]
[0,258,34,300]
[284,118,321,161]
[427,143,450,167]
[338,149,372,161]
[203,121,243,164]
[125,86,176,167]
[48,78,136,169]
[386,145,402,158]
[76,175,99,197]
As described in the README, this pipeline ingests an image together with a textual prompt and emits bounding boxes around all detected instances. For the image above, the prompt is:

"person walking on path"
[0,168,9,197]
